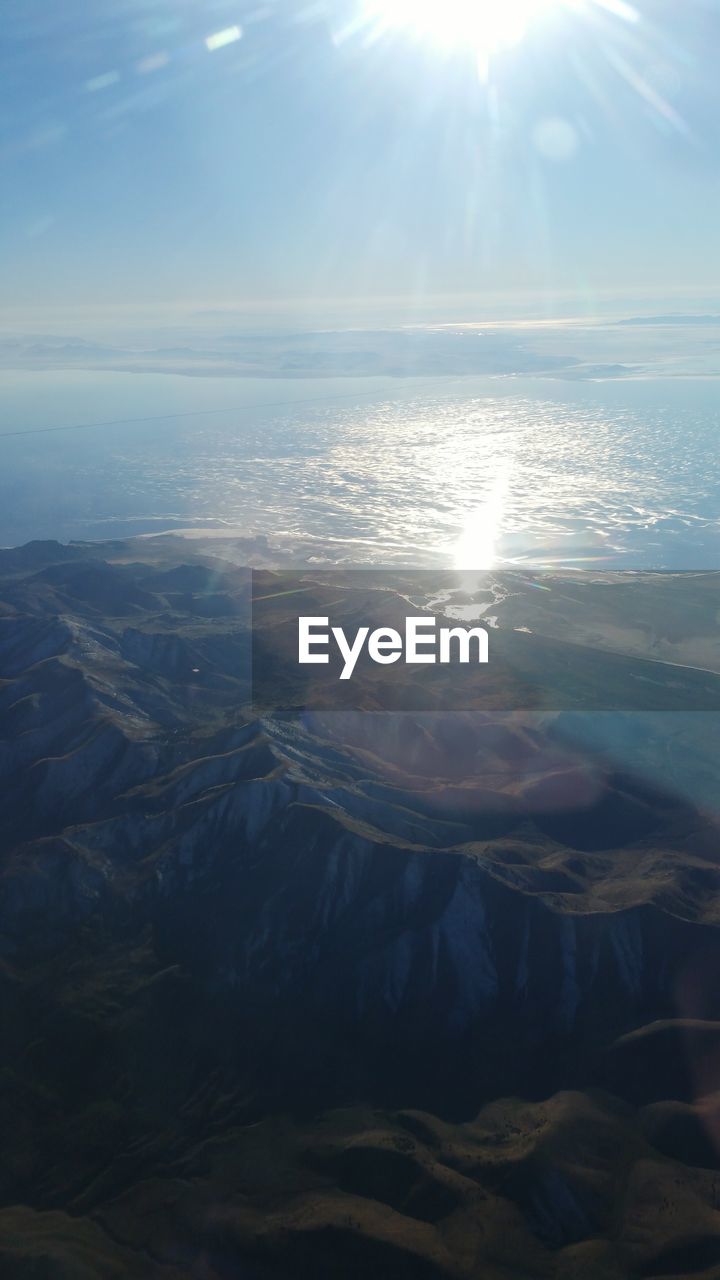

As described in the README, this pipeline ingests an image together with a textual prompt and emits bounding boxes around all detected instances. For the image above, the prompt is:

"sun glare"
[353,0,644,87]
[361,0,564,68]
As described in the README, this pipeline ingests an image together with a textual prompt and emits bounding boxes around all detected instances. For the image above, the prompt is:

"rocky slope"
[1,539,720,1278]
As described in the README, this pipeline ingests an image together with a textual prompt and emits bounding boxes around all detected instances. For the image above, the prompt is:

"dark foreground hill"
[1,539,720,1278]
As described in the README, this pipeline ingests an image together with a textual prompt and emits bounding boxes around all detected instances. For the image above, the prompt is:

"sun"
[360,0,566,66]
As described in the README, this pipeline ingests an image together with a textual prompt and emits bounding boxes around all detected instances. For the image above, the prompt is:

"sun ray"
[354,0,643,78]
[359,0,563,62]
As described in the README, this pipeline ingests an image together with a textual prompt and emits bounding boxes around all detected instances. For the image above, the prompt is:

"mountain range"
[1,538,719,1278]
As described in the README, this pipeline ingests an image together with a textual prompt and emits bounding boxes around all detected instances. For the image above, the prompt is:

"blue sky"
[2,0,720,317]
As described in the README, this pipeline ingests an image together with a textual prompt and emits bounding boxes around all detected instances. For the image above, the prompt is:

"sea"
[0,369,718,568]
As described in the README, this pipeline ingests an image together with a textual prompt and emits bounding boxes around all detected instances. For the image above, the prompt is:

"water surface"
[1,370,718,568]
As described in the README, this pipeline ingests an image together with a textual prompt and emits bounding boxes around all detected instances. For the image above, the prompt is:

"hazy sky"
[3,0,719,316]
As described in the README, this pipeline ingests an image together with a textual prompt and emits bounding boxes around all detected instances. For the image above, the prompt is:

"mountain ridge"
[1,538,720,1277]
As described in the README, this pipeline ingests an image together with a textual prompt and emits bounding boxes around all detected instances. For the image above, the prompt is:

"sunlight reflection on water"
[1,376,718,568]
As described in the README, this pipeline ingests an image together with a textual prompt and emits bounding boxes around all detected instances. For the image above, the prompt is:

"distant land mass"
[618,314,720,326]
[1,538,720,1278]
[4,313,720,383]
